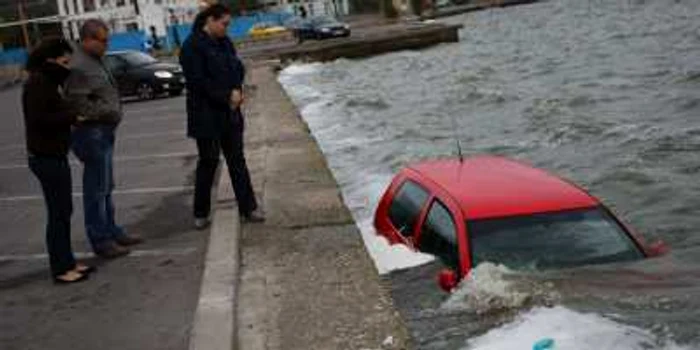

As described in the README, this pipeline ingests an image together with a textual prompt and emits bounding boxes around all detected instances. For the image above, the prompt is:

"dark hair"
[80,18,109,40]
[192,4,231,33]
[26,37,74,72]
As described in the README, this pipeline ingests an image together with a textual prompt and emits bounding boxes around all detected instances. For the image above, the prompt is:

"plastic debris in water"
[532,338,555,350]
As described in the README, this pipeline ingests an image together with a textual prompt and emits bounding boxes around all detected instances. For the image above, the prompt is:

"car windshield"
[467,207,644,270]
[119,52,157,66]
[284,18,303,27]
[311,17,339,26]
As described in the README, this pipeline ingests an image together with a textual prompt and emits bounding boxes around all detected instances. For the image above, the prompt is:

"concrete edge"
[188,165,239,350]
[0,79,21,92]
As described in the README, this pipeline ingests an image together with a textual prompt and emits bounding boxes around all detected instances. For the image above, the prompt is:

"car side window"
[419,200,460,272]
[388,180,429,237]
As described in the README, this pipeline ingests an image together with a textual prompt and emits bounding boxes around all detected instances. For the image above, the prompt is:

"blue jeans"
[28,155,77,276]
[71,125,125,251]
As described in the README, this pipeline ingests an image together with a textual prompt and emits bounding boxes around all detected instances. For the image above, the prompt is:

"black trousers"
[194,126,257,218]
[28,155,76,276]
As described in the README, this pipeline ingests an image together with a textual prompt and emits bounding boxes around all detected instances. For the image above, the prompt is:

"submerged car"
[104,50,185,100]
[374,156,668,292]
[292,16,351,42]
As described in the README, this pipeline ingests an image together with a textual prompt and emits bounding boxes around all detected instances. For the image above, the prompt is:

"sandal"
[53,270,89,284]
[74,264,96,274]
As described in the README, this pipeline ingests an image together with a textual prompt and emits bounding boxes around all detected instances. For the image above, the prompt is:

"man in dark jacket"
[180,4,264,228]
[65,19,143,258]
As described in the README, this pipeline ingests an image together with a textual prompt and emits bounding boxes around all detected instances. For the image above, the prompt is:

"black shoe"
[194,217,211,230]
[243,209,266,223]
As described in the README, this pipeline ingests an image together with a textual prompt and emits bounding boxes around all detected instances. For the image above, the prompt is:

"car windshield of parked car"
[311,17,340,26]
[284,18,304,28]
[120,52,157,66]
[467,207,644,270]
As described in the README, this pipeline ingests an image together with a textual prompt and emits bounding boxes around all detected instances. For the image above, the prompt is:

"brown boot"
[115,234,144,246]
[95,242,131,259]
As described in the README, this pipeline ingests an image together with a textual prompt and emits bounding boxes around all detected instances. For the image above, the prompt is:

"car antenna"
[448,113,464,163]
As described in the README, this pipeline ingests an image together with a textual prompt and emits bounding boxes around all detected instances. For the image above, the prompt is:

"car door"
[104,55,133,95]
[299,20,314,39]
[415,196,468,276]
[385,179,431,246]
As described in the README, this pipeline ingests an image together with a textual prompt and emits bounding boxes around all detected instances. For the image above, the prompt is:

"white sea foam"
[279,63,436,275]
[463,306,692,350]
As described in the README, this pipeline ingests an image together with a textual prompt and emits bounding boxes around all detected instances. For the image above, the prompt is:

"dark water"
[278,0,700,348]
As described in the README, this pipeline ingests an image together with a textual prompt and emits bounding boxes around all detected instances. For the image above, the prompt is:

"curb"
[189,165,240,350]
[0,79,21,92]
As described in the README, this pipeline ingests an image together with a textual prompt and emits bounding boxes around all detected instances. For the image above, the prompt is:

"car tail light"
[437,269,458,293]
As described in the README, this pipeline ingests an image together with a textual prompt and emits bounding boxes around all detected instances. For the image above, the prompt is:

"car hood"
[317,23,347,29]
[141,62,182,73]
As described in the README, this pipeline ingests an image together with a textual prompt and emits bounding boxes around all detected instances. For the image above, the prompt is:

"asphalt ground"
[0,87,207,350]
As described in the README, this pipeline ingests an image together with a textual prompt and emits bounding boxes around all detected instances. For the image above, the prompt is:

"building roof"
[408,156,599,220]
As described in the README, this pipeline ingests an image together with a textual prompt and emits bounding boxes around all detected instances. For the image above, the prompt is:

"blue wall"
[108,30,148,52]
[0,11,295,65]
[166,11,294,49]
[0,48,29,66]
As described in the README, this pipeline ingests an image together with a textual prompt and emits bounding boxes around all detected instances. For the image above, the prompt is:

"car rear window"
[388,180,429,237]
[467,207,644,270]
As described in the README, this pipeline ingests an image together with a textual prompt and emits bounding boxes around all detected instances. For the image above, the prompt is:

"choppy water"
[277,0,700,348]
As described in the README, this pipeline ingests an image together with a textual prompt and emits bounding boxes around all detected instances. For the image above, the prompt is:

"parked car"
[435,0,452,7]
[104,50,185,100]
[248,22,289,39]
[374,156,669,292]
[291,16,351,42]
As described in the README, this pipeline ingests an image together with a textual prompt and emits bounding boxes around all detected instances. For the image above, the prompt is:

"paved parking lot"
[0,87,207,350]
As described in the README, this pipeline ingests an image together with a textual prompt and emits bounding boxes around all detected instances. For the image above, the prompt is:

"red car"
[374,156,668,292]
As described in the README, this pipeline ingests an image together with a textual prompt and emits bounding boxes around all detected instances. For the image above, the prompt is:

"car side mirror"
[437,269,458,293]
[647,240,669,257]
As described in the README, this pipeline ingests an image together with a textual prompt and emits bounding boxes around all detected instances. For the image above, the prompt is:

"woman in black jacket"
[22,38,94,283]
[180,4,264,228]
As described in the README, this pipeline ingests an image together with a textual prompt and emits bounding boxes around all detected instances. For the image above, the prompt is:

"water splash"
[463,306,693,350]
[441,263,560,315]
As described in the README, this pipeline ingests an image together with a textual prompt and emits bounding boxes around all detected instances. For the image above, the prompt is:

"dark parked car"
[289,16,351,42]
[104,51,185,100]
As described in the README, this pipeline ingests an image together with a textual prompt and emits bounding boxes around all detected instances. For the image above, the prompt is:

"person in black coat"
[22,38,95,283]
[180,4,265,228]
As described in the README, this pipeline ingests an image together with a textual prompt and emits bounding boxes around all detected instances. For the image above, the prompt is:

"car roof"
[407,156,599,220]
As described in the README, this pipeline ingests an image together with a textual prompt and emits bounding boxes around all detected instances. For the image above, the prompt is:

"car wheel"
[169,89,183,97]
[137,82,156,100]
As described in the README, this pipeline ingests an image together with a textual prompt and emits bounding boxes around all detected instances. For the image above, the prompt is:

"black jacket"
[180,30,245,139]
[22,63,76,157]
